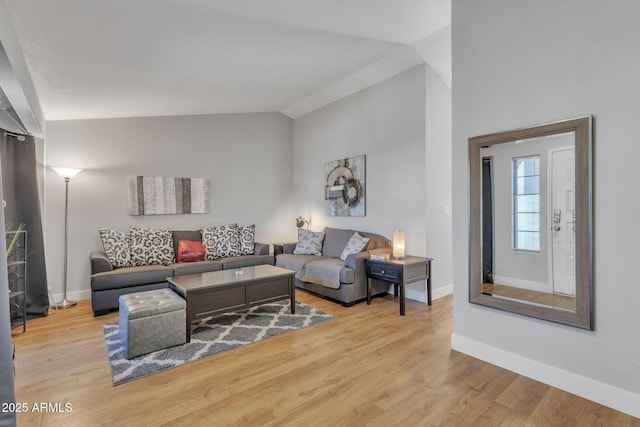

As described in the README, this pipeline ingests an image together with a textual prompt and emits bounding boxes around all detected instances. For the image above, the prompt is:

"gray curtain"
[1,129,49,317]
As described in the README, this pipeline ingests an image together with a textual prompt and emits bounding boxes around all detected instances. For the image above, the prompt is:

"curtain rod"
[3,131,26,141]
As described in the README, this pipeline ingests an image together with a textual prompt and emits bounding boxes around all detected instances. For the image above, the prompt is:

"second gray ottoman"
[119,289,186,359]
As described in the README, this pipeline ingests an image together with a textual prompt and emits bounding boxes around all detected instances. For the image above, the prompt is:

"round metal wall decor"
[342,179,362,205]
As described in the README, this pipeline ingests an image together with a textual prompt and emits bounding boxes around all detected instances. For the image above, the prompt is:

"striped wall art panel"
[127,176,209,215]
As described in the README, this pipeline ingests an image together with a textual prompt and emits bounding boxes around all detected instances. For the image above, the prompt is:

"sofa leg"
[93,309,110,317]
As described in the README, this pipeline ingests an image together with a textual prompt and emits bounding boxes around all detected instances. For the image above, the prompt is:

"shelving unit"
[6,229,27,333]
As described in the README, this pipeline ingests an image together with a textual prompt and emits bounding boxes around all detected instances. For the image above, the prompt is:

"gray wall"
[44,112,293,301]
[292,64,453,301]
[425,63,453,299]
[452,0,640,417]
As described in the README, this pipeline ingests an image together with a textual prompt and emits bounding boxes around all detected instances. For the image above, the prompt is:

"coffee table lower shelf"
[168,265,296,342]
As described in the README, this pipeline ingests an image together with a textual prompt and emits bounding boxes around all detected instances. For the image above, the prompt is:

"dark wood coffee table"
[168,264,296,342]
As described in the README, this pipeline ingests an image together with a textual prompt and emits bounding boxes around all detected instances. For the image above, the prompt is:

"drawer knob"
[381,270,385,274]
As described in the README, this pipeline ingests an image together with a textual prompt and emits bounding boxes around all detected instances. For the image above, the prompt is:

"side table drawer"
[368,262,401,282]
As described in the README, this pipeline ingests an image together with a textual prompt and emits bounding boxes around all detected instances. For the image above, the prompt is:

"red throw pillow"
[177,240,205,263]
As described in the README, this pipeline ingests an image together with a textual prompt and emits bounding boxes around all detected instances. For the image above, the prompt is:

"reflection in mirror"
[481,132,576,312]
[469,117,593,329]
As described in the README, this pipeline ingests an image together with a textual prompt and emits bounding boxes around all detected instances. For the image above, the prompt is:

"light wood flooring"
[482,283,576,312]
[12,291,639,426]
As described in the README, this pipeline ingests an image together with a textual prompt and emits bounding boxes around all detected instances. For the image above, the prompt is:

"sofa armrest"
[283,243,297,254]
[254,242,270,255]
[90,250,114,274]
[345,250,370,270]
[346,251,371,292]
[273,242,297,255]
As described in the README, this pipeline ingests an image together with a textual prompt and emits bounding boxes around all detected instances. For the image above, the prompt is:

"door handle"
[553,225,561,232]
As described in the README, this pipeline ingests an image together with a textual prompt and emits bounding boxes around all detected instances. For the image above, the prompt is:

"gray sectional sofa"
[90,229,273,316]
[275,227,392,306]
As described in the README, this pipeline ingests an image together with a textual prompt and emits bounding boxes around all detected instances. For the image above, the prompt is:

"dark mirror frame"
[469,116,593,330]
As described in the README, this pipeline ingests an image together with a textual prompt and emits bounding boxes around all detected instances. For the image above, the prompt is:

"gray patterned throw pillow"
[340,232,370,261]
[202,224,241,259]
[98,228,132,267]
[129,227,175,266]
[238,224,255,255]
[293,229,325,256]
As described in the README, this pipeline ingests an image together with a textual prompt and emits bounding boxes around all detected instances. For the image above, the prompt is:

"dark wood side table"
[366,256,433,315]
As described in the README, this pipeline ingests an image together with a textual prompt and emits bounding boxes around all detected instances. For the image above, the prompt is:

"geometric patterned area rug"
[103,299,333,386]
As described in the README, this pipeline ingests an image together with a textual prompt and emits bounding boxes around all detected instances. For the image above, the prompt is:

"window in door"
[513,156,540,251]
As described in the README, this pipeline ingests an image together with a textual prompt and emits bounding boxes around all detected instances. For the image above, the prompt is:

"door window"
[513,156,540,251]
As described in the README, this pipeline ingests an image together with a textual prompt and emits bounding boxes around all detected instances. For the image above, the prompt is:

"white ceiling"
[5,0,450,121]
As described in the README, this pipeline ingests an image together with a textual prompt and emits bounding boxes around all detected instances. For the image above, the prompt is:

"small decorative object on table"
[370,252,391,261]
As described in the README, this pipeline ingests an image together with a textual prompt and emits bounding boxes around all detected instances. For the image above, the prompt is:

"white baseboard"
[451,334,640,419]
[432,283,454,300]
[394,282,453,303]
[49,289,92,304]
[492,275,551,293]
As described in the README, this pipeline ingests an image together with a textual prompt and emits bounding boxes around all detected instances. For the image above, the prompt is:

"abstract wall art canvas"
[128,176,209,215]
[324,155,366,217]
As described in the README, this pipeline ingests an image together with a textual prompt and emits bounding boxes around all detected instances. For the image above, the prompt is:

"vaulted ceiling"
[4,0,450,121]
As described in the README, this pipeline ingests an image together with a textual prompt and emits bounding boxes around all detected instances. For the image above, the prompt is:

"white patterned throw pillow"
[202,224,241,259]
[340,232,370,261]
[98,228,132,267]
[129,227,175,266]
[293,229,325,256]
[238,224,255,255]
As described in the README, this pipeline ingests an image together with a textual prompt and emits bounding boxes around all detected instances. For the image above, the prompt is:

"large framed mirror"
[469,116,593,329]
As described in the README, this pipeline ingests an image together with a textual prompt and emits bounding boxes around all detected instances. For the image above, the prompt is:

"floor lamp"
[51,167,82,309]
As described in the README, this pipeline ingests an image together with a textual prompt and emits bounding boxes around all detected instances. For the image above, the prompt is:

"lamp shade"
[393,229,405,260]
[52,167,82,179]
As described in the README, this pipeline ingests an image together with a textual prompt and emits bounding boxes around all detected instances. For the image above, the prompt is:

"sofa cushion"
[130,227,175,266]
[172,230,202,255]
[298,258,355,287]
[276,253,326,272]
[220,254,275,270]
[98,228,132,268]
[253,242,270,256]
[91,264,174,291]
[177,240,206,263]
[293,229,325,256]
[202,224,241,259]
[172,260,223,276]
[322,227,358,259]
[340,232,370,261]
[238,224,255,255]
[276,254,355,285]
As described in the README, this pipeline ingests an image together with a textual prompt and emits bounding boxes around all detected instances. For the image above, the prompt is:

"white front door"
[550,148,576,295]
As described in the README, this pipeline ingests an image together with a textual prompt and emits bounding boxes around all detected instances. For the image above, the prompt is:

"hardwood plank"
[11,292,638,426]
[495,375,551,416]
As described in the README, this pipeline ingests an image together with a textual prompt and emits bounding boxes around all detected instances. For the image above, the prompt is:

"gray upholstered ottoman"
[119,289,186,359]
